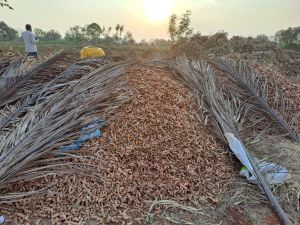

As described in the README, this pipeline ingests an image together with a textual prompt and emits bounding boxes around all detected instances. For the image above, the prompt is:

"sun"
[144,0,171,22]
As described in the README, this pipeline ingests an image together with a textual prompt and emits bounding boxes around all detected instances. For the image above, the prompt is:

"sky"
[0,0,299,41]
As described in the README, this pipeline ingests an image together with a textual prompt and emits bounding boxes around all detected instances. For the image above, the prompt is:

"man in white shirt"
[22,24,39,58]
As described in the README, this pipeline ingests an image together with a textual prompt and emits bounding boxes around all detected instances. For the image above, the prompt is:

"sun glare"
[144,0,171,22]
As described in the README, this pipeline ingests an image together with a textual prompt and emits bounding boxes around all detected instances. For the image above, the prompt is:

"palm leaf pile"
[0,55,136,202]
[210,58,300,143]
[0,56,120,133]
[0,50,65,107]
[169,55,299,224]
[0,58,242,224]
[0,56,21,76]
[0,48,298,223]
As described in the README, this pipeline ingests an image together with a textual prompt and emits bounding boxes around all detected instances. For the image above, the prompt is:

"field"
[0,39,300,225]
[0,40,170,59]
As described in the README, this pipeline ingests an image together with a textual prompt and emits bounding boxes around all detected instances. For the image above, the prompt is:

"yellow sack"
[80,46,105,59]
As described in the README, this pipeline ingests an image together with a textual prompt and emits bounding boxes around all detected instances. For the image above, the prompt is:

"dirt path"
[1,65,240,224]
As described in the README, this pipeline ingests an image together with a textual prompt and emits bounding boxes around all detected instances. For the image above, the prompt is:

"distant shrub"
[0,21,18,41]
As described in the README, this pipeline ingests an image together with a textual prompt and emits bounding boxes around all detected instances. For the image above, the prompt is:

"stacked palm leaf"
[210,58,299,143]
[0,57,36,91]
[0,50,65,107]
[209,58,300,221]
[170,56,295,224]
[0,56,22,76]
[0,57,119,133]
[0,58,136,202]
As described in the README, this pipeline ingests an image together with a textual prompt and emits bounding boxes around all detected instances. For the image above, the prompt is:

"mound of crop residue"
[1,66,238,224]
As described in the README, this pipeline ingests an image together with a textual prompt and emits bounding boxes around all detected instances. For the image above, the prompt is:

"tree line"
[275,27,300,45]
[64,23,134,44]
[0,21,135,44]
[169,10,300,48]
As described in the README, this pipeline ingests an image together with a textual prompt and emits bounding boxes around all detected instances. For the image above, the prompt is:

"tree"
[33,28,61,40]
[34,28,46,39]
[275,30,283,43]
[256,34,269,42]
[177,10,193,39]
[119,25,124,38]
[85,23,102,41]
[294,26,300,43]
[115,24,120,34]
[168,14,177,42]
[108,27,112,36]
[102,26,106,38]
[0,0,13,9]
[168,10,193,42]
[105,26,112,39]
[0,21,18,41]
[275,27,300,45]
[282,28,294,44]
[65,25,86,42]
[45,30,62,40]
[123,31,135,44]
[115,24,120,41]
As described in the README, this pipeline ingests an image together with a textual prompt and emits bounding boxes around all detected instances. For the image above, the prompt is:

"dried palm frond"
[170,55,292,225]
[0,50,65,107]
[0,59,137,202]
[0,59,22,78]
[210,58,300,143]
[170,56,245,140]
[0,99,28,134]
[0,58,34,90]
[0,56,22,77]
[0,57,126,135]
[51,57,116,84]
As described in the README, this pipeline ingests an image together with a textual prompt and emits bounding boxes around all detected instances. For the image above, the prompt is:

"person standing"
[22,24,39,58]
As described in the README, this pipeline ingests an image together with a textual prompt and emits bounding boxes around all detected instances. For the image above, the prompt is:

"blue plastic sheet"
[60,119,106,152]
